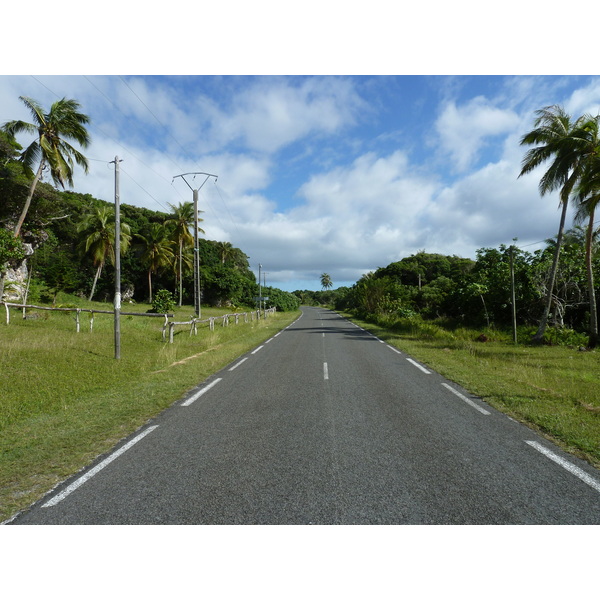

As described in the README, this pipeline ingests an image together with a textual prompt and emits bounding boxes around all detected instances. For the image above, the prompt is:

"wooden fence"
[2,301,276,343]
[164,308,277,342]
[2,302,172,331]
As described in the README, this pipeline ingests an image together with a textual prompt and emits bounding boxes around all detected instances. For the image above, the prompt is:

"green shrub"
[151,289,176,314]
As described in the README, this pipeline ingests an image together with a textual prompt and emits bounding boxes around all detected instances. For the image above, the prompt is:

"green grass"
[0,297,300,522]
[340,311,600,471]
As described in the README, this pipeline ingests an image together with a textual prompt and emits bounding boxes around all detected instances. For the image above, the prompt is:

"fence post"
[75,309,81,333]
[90,311,94,332]
[4,303,9,325]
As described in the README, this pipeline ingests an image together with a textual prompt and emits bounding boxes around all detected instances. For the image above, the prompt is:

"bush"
[151,289,176,314]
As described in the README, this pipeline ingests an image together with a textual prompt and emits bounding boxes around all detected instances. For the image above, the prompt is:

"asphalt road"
[11,306,600,524]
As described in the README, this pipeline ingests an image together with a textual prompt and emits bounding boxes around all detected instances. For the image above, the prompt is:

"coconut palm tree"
[518,105,589,343]
[78,205,131,301]
[136,223,175,303]
[571,116,600,347]
[216,241,235,265]
[2,96,90,237]
[165,202,202,306]
[320,273,333,290]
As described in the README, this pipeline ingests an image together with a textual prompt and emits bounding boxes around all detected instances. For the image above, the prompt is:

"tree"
[320,273,333,290]
[78,205,131,301]
[519,105,589,343]
[571,117,600,347]
[165,201,201,306]
[216,241,235,265]
[136,223,174,303]
[2,96,90,237]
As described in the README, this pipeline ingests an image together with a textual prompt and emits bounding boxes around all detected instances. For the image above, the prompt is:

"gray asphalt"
[11,306,600,524]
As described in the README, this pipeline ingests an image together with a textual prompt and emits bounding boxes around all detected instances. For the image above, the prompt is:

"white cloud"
[201,77,366,153]
[2,74,595,293]
[435,96,520,172]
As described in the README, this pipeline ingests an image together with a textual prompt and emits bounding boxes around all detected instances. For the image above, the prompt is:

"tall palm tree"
[165,202,202,306]
[136,222,175,303]
[519,105,589,343]
[571,116,600,347]
[216,241,235,265]
[2,96,90,237]
[77,205,131,301]
[320,273,333,290]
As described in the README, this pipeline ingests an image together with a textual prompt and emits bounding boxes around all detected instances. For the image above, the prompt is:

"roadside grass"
[0,297,300,522]
[340,312,600,470]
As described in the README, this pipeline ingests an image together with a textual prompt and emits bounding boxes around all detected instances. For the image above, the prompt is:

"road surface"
[10,306,600,524]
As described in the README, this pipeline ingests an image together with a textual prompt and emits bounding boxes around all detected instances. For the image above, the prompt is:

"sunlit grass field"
[0,297,300,522]
[341,312,600,471]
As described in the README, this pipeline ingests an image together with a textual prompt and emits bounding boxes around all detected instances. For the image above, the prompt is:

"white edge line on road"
[387,345,402,354]
[441,383,491,415]
[323,362,329,380]
[181,378,223,406]
[406,358,431,374]
[525,440,600,494]
[229,357,248,371]
[251,345,264,355]
[42,425,159,508]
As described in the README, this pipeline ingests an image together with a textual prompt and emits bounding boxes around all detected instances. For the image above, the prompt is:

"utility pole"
[263,272,268,311]
[258,264,262,314]
[111,156,123,360]
[172,172,218,317]
[510,239,518,344]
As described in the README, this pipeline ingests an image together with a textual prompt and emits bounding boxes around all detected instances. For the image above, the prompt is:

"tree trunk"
[14,160,45,238]
[585,208,598,348]
[531,199,569,344]
[148,270,153,304]
[88,263,103,302]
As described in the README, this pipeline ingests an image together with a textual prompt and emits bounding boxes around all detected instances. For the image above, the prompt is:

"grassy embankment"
[341,312,600,471]
[0,296,300,522]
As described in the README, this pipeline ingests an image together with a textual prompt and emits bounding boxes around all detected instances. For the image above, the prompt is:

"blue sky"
[3,5,600,293]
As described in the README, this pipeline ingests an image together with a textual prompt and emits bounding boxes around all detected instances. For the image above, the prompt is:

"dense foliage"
[329,243,600,345]
[0,141,297,311]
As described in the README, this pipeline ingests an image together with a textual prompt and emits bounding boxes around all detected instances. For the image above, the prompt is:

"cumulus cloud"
[2,74,597,291]
[188,76,367,154]
[435,96,520,172]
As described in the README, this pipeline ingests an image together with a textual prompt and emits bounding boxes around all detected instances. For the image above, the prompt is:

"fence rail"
[164,308,277,342]
[2,301,276,341]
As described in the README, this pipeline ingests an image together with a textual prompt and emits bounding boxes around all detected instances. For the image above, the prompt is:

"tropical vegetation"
[519,105,600,346]
[0,97,299,313]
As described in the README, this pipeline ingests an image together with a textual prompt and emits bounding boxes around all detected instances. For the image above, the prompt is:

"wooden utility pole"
[112,156,123,359]
[510,241,517,344]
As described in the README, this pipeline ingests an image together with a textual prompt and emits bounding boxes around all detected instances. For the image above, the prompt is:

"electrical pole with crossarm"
[172,172,218,317]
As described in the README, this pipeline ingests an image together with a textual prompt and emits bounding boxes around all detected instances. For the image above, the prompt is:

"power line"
[120,167,171,213]
[213,181,243,239]
[117,76,194,173]
[29,75,226,228]
[28,76,184,214]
